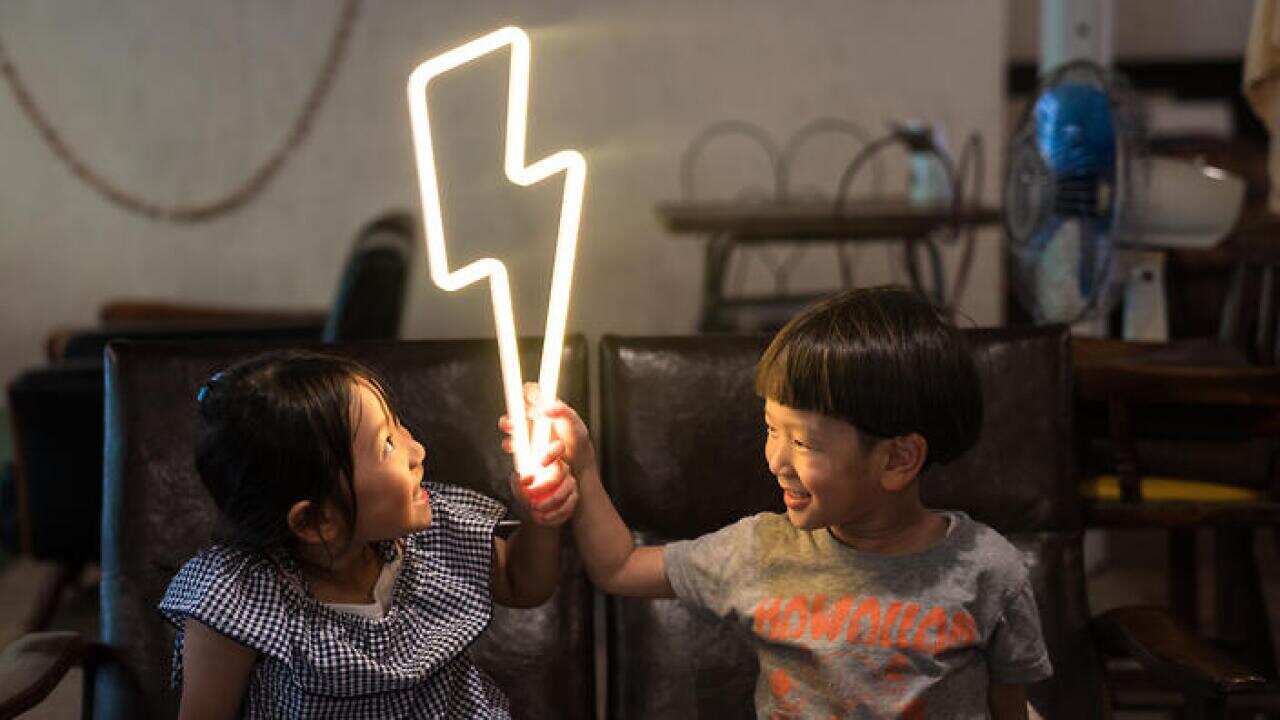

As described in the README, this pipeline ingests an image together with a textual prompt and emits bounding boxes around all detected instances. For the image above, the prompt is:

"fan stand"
[1121,249,1169,342]
[1071,315,1110,339]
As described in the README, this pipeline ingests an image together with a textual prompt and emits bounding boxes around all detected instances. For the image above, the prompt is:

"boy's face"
[348,381,433,540]
[763,399,883,533]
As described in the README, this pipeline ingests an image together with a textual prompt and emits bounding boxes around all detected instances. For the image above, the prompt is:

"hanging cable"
[0,0,361,223]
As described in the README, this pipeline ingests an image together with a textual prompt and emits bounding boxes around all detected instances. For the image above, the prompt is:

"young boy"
[511,286,1052,719]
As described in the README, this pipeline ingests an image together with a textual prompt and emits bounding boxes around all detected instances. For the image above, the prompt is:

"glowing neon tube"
[407,26,586,480]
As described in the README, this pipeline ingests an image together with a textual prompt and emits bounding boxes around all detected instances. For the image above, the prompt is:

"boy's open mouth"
[780,485,811,509]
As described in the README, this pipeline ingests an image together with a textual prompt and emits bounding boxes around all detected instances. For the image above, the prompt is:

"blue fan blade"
[1034,83,1115,177]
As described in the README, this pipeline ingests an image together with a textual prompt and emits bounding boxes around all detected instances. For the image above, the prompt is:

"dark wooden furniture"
[656,199,1001,331]
[598,326,1266,719]
[0,336,595,720]
[1074,336,1280,714]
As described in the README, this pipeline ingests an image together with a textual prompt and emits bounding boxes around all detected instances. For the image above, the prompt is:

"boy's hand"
[507,440,579,526]
[498,383,597,477]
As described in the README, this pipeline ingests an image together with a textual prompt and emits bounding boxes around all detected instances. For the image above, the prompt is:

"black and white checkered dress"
[159,482,512,719]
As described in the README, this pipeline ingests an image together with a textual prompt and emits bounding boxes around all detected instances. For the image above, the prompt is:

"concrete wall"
[0,0,1006,398]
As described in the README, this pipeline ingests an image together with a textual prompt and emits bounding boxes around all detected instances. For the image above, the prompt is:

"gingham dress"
[158,482,512,719]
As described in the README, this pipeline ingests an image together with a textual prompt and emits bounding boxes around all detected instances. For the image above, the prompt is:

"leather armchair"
[0,336,595,720]
[596,326,1267,719]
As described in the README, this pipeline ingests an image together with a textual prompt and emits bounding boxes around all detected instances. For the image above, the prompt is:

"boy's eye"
[765,424,777,436]
[792,438,811,450]
[383,435,395,456]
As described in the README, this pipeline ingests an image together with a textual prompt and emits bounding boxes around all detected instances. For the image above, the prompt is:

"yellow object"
[407,27,586,480]
[1081,475,1264,503]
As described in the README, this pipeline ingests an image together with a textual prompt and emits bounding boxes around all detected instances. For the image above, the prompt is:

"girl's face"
[763,399,884,534]
[346,380,431,541]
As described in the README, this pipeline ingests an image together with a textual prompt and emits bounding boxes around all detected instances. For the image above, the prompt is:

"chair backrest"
[100,336,594,720]
[5,359,103,562]
[598,325,1105,719]
[1219,257,1280,366]
[323,210,418,342]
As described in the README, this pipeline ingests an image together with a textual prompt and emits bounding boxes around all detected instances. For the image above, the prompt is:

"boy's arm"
[571,460,674,598]
[986,576,1050,719]
[987,682,1030,720]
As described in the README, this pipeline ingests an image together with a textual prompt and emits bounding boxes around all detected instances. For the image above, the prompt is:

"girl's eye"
[792,438,811,450]
[765,424,777,436]
[383,436,395,456]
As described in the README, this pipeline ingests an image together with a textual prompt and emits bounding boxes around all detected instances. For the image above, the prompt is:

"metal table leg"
[699,233,735,332]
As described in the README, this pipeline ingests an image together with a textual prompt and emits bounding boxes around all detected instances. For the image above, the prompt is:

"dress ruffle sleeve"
[158,545,294,687]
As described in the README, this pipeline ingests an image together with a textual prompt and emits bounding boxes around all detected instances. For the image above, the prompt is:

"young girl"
[159,350,578,719]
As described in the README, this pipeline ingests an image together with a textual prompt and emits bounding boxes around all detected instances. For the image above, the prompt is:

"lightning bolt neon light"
[407,26,586,479]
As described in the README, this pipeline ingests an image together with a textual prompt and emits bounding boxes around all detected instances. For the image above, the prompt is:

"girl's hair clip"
[196,370,225,403]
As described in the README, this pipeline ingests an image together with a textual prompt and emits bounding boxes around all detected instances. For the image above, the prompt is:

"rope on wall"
[0,0,361,223]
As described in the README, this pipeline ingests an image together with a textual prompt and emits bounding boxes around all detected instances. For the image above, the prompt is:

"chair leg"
[1108,400,1142,503]
[1170,529,1199,629]
[80,644,99,720]
[1215,527,1278,679]
[699,234,734,332]
[23,561,84,633]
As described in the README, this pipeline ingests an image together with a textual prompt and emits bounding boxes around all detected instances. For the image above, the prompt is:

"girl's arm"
[177,619,256,720]
[490,525,563,608]
[491,455,579,608]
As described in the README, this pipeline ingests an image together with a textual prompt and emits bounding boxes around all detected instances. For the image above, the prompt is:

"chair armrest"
[57,321,327,362]
[1074,353,1280,408]
[41,302,329,361]
[0,631,86,719]
[1091,605,1268,697]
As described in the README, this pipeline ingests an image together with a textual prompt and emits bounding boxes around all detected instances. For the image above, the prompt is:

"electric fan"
[1005,60,1246,337]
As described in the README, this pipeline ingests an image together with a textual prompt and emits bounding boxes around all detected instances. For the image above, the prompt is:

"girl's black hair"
[194,350,395,553]
[755,286,983,468]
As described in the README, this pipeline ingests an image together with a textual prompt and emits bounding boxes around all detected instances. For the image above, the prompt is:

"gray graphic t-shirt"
[664,510,1052,719]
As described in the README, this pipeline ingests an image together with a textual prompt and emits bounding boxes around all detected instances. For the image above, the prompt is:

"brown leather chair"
[597,325,1266,719]
[0,336,594,720]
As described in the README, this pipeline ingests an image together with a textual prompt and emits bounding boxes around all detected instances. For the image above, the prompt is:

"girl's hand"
[508,440,579,526]
[498,383,597,477]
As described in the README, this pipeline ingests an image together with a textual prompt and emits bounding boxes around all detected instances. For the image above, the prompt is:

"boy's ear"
[287,500,337,545]
[878,433,928,493]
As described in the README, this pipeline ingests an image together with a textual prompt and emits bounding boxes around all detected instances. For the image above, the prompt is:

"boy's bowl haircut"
[754,286,983,468]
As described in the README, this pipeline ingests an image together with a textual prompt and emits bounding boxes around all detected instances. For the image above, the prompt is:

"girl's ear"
[287,500,336,545]
[878,433,928,493]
